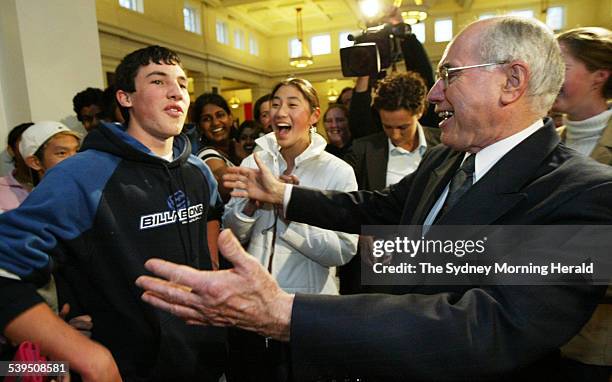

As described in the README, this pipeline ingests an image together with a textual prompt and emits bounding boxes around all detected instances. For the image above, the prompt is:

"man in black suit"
[137,16,612,381]
[345,71,440,192]
[340,71,440,294]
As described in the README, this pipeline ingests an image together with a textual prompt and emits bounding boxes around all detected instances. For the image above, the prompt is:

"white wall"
[0,0,103,175]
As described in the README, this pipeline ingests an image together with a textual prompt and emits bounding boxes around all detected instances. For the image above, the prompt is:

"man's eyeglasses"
[436,62,507,88]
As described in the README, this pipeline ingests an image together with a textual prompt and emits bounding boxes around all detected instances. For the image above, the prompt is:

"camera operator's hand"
[355,76,369,93]
[384,5,403,25]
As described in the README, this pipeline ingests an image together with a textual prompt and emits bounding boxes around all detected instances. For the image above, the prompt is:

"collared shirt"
[0,171,30,213]
[283,120,545,221]
[423,119,545,226]
[385,124,428,187]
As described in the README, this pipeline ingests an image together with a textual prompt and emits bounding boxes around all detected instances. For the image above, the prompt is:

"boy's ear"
[24,156,44,172]
[116,90,133,108]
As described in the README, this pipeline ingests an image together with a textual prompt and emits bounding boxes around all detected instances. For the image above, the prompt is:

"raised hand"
[135,229,294,341]
[223,153,286,205]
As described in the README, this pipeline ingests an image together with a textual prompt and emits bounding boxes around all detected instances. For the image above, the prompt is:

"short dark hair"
[7,122,34,158]
[114,45,183,122]
[192,93,231,125]
[235,120,262,140]
[338,87,353,100]
[253,94,271,121]
[372,71,428,116]
[72,88,104,120]
[99,85,122,122]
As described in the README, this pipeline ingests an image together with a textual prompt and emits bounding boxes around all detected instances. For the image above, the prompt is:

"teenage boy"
[0,45,225,381]
[20,121,81,185]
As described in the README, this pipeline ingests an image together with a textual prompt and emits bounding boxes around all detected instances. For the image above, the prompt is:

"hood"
[255,130,328,165]
[80,122,192,167]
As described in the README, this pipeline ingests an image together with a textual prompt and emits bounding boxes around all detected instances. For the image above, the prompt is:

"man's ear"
[24,156,44,172]
[116,90,133,108]
[500,61,529,106]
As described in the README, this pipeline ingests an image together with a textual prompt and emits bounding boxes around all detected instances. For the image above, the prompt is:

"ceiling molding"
[454,0,473,10]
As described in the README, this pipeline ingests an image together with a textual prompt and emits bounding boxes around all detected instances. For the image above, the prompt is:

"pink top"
[0,172,30,213]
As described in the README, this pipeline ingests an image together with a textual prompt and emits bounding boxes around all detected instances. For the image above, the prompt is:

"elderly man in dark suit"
[137,16,612,381]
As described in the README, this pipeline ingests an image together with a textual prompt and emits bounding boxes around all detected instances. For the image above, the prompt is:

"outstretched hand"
[223,153,287,205]
[135,229,294,341]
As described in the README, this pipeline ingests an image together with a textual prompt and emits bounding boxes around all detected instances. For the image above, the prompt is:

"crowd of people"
[0,15,610,382]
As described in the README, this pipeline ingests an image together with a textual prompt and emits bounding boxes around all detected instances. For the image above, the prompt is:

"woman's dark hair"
[271,78,320,111]
[235,120,262,140]
[253,94,271,121]
[7,122,34,155]
[192,93,232,126]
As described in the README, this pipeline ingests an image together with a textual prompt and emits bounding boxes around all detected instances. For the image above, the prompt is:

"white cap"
[19,121,81,159]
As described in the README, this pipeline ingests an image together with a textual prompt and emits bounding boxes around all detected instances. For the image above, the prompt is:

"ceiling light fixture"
[401,10,428,25]
[327,79,339,102]
[289,7,314,68]
[228,94,241,109]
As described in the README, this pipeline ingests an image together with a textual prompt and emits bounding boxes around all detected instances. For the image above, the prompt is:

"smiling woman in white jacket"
[223,78,358,295]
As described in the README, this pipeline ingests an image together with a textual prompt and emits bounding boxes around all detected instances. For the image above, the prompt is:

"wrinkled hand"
[135,229,294,341]
[223,153,286,205]
[60,304,93,338]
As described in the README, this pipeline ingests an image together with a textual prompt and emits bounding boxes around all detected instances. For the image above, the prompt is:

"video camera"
[340,22,412,77]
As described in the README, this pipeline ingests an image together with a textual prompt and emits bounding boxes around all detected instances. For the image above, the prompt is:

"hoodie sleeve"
[0,152,118,331]
[280,160,359,267]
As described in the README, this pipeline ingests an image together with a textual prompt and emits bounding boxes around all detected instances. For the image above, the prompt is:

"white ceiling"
[206,0,448,36]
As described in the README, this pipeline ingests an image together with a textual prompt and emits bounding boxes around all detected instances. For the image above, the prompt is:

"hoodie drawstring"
[163,164,192,265]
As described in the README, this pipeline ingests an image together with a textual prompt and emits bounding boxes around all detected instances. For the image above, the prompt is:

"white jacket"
[223,131,358,295]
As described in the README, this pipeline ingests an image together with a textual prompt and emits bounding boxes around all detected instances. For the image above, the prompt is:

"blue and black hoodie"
[0,122,227,381]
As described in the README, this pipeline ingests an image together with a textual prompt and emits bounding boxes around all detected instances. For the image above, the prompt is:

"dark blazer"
[285,120,612,381]
[344,127,441,191]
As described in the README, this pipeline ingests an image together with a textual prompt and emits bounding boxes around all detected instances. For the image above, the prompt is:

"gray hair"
[479,17,564,114]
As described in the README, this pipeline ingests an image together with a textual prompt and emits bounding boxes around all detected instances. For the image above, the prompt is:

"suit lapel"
[366,133,389,191]
[409,152,463,224]
[438,120,560,225]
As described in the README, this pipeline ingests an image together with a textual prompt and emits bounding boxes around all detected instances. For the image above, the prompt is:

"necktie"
[439,154,476,218]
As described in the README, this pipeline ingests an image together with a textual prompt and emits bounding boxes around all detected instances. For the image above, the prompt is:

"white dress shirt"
[283,119,546,225]
[385,124,428,187]
[423,119,545,227]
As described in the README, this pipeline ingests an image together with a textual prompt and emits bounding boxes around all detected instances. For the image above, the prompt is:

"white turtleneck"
[564,107,612,156]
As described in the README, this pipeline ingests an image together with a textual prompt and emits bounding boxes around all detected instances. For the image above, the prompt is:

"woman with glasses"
[193,92,240,201]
